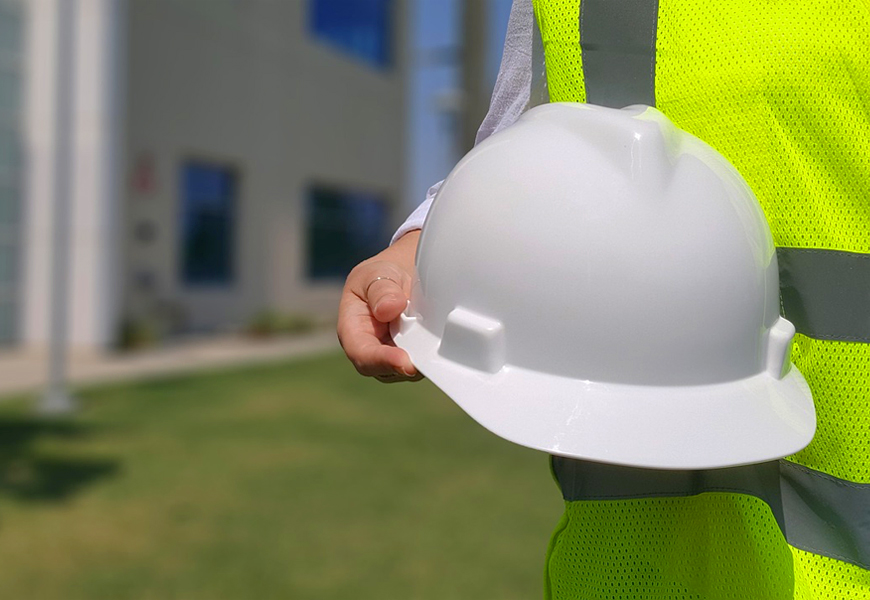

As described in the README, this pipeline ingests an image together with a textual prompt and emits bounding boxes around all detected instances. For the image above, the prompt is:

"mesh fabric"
[546,494,794,600]
[656,0,870,253]
[533,0,585,103]
[789,336,870,482]
[792,547,870,600]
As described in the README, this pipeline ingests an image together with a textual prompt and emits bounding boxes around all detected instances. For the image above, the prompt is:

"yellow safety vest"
[532,0,870,598]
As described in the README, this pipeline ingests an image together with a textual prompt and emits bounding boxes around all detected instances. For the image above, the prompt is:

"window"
[309,0,393,69]
[180,162,236,286]
[307,185,391,280]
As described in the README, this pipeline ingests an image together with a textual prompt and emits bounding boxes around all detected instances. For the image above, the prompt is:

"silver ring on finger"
[365,276,399,297]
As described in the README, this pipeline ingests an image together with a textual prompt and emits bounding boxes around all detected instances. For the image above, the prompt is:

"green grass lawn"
[0,352,562,599]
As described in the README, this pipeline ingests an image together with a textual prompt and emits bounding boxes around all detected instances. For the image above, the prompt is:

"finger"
[346,261,411,322]
[365,278,408,324]
[338,299,416,377]
[355,341,418,378]
[340,261,416,378]
[375,370,426,384]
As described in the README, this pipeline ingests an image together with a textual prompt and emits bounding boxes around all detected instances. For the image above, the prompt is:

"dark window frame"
[306,182,393,282]
[178,159,239,288]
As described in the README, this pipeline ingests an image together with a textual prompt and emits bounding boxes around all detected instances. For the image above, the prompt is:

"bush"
[118,317,161,350]
[246,310,318,338]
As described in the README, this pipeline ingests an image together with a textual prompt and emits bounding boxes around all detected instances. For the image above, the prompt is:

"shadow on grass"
[0,418,119,502]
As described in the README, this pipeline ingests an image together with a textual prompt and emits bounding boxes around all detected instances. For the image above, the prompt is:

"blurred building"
[0,0,22,346]
[5,0,408,353]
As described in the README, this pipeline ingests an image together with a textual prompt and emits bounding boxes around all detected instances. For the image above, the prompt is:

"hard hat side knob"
[765,317,797,380]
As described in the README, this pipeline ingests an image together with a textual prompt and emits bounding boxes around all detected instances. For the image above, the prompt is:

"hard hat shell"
[392,103,815,470]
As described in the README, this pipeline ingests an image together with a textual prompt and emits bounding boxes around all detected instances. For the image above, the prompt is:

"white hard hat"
[392,103,816,470]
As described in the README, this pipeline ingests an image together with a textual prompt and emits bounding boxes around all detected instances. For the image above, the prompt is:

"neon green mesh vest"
[531,0,870,598]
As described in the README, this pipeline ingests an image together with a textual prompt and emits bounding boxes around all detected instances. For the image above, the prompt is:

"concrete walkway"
[0,331,341,398]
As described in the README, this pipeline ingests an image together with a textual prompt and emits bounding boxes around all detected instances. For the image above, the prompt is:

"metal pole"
[39,0,76,415]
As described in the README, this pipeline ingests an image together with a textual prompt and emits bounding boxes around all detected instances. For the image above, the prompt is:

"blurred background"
[0,0,562,598]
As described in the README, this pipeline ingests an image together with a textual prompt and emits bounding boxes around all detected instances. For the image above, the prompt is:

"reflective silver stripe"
[553,458,870,568]
[777,247,870,343]
[551,457,786,532]
[579,0,659,108]
[781,460,870,569]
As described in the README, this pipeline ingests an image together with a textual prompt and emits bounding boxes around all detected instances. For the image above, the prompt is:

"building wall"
[124,0,407,335]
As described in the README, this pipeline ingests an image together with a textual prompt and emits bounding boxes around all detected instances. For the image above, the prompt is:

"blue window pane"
[310,0,392,69]
[307,185,391,280]
[180,163,236,285]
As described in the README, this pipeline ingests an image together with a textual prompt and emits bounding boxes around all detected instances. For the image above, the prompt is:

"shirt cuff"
[390,182,441,245]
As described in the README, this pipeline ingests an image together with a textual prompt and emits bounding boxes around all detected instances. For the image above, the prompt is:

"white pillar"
[21,0,61,350]
[68,0,125,350]
[22,0,124,352]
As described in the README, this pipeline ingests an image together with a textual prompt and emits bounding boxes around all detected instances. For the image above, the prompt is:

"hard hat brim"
[393,314,816,470]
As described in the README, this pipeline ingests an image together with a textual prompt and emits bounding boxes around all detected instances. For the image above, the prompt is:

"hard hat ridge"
[526,103,681,193]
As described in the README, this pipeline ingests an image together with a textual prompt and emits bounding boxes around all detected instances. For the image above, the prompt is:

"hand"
[337,231,424,383]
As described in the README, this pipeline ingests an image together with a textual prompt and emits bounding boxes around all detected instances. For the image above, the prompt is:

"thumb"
[366,276,409,324]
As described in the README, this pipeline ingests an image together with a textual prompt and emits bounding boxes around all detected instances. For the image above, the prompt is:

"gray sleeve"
[391,0,546,245]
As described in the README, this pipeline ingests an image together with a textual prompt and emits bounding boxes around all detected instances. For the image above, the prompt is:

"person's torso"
[533,1,870,598]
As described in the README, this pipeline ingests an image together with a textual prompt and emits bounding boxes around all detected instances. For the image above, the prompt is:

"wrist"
[382,229,420,273]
